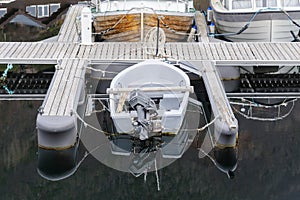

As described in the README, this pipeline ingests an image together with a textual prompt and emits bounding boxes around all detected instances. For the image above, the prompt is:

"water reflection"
[80,99,201,175]
[37,145,78,181]
[1,100,300,199]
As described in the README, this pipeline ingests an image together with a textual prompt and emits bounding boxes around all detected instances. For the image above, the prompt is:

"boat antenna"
[155,17,160,57]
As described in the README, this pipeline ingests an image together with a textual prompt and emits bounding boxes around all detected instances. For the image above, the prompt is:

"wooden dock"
[57,5,83,43]
[0,4,299,152]
[41,59,86,116]
[0,42,300,64]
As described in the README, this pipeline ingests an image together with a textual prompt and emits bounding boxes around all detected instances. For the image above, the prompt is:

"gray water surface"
[0,100,300,200]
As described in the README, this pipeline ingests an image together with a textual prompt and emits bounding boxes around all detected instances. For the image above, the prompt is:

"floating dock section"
[0,5,300,179]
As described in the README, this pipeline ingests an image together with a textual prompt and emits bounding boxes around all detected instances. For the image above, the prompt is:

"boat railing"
[91,0,193,13]
[224,0,300,11]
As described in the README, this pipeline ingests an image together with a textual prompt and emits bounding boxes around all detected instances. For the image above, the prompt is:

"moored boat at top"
[210,0,300,42]
[91,0,196,43]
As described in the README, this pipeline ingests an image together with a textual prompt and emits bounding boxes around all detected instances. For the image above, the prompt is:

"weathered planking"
[43,60,65,115]
[57,59,80,115]
[58,5,83,42]
[0,41,299,61]
[64,59,86,115]
[49,59,74,115]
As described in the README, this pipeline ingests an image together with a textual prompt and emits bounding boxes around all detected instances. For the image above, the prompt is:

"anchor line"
[73,141,111,173]
[197,114,220,132]
[74,109,134,135]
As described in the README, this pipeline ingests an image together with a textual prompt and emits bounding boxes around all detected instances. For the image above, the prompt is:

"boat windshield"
[92,0,194,13]
[224,0,300,10]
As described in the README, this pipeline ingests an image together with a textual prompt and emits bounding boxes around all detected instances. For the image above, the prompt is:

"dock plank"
[94,43,104,59]
[197,43,208,60]
[187,43,196,60]
[28,43,42,58]
[89,44,97,59]
[14,42,29,58]
[40,43,54,58]
[258,43,275,60]
[225,43,238,60]
[57,59,79,115]
[286,43,300,60]
[236,43,249,60]
[49,59,73,115]
[0,43,10,57]
[213,43,225,60]
[43,60,65,115]
[47,43,60,58]
[209,43,221,60]
[274,43,290,60]
[192,43,201,60]
[248,43,263,60]
[34,43,48,58]
[65,59,86,115]
[182,43,191,60]
[10,42,26,58]
[58,43,69,58]
[231,43,244,60]
[280,43,296,60]
[241,43,255,60]
[3,43,20,58]
[51,43,64,59]
[220,42,231,60]
[107,42,115,60]
[266,43,282,60]
[22,43,36,58]
[165,43,172,58]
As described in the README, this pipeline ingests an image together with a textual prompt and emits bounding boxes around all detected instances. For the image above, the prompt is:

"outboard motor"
[128,89,158,140]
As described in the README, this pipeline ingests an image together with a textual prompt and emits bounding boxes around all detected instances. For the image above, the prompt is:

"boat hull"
[93,12,194,42]
[108,60,191,134]
[212,5,300,42]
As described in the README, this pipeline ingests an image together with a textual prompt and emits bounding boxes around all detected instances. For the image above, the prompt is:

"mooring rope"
[0,64,14,94]
[231,98,297,121]
[154,158,161,191]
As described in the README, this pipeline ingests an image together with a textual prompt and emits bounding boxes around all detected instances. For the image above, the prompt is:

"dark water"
[1,100,300,200]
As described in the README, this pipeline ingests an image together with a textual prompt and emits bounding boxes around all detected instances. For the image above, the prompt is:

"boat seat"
[159,93,183,110]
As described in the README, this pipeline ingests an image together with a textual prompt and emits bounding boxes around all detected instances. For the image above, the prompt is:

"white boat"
[107,60,193,140]
[210,0,300,42]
